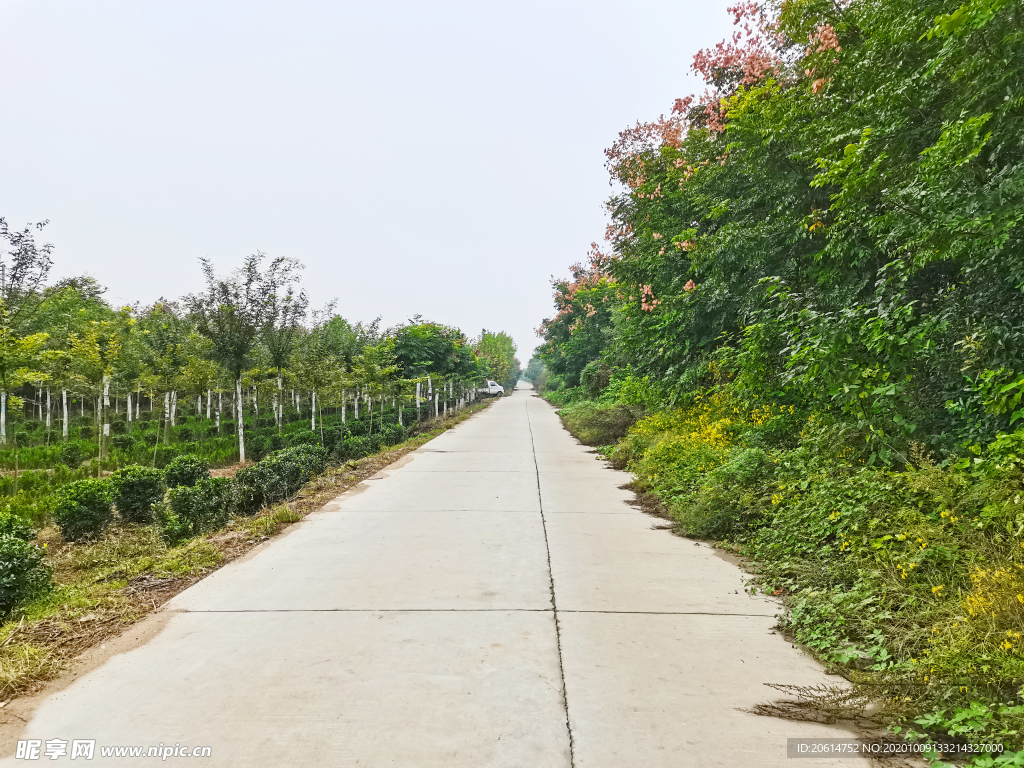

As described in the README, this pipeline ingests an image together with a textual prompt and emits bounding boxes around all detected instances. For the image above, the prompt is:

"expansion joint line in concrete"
[524,395,576,768]
[175,609,777,616]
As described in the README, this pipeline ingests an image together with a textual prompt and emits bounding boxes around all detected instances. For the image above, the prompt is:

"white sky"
[0,0,734,361]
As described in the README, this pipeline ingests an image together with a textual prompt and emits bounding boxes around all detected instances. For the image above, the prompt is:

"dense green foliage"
[472,331,522,392]
[0,510,34,542]
[110,465,166,524]
[164,455,210,489]
[54,479,114,542]
[233,445,329,517]
[162,477,233,543]
[537,0,1024,757]
[0,535,50,615]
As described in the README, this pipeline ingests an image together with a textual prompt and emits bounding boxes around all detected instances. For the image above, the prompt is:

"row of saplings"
[0,444,328,615]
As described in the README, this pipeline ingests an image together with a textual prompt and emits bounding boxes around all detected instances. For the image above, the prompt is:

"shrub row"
[232,445,328,517]
[2,414,413,615]
[52,444,327,545]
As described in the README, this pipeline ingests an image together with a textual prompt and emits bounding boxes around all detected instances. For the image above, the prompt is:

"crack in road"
[525,393,577,768]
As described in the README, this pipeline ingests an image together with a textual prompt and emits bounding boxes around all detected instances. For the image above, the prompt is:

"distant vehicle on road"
[478,380,505,397]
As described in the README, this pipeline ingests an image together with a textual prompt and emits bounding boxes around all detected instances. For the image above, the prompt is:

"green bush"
[380,424,407,447]
[559,402,638,446]
[153,445,177,468]
[110,465,166,523]
[161,477,232,543]
[332,436,369,462]
[0,509,34,541]
[0,492,52,531]
[245,434,270,461]
[164,454,209,487]
[0,535,51,614]
[111,434,136,452]
[581,361,612,397]
[58,443,84,468]
[287,430,319,447]
[54,479,114,541]
[232,445,327,516]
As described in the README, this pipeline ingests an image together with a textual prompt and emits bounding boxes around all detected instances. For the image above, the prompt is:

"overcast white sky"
[0,0,733,360]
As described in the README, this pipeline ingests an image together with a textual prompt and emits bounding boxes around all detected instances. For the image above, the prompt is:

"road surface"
[2,384,863,766]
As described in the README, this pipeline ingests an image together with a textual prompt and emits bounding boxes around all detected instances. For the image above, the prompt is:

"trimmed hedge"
[164,454,210,488]
[58,443,84,469]
[0,536,51,614]
[161,477,233,543]
[233,445,327,516]
[54,479,114,541]
[110,465,166,523]
[153,445,177,468]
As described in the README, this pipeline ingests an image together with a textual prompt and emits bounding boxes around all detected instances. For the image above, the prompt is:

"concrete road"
[2,385,865,766]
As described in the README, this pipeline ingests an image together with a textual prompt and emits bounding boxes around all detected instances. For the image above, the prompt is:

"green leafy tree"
[186,255,289,463]
[473,331,520,391]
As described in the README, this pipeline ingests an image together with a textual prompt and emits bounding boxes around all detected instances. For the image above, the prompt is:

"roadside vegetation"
[533,0,1024,762]
[0,220,518,702]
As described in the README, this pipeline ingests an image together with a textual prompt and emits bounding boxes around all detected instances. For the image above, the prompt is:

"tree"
[137,303,191,446]
[522,356,545,383]
[537,250,618,388]
[473,331,520,391]
[33,283,114,441]
[392,321,476,379]
[261,259,307,429]
[349,340,399,436]
[0,219,54,443]
[185,254,282,463]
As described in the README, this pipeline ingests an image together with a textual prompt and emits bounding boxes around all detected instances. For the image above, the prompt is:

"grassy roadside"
[547,385,1024,765]
[0,399,494,705]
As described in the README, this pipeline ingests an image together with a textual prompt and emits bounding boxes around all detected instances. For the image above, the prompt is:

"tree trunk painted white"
[434,392,439,418]
[341,391,346,424]
[46,389,52,430]
[236,377,246,463]
[277,373,283,428]
[136,388,141,420]
[310,391,316,430]
[163,392,171,444]
[62,389,69,440]
[398,400,403,426]
[253,387,259,429]
[101,375,111,459]
[127,392,133,428]
[170,391,177,427]
[1,391,7,445]
[354,390,359,420]
[216,390,222,432]
[206,389,212,420]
